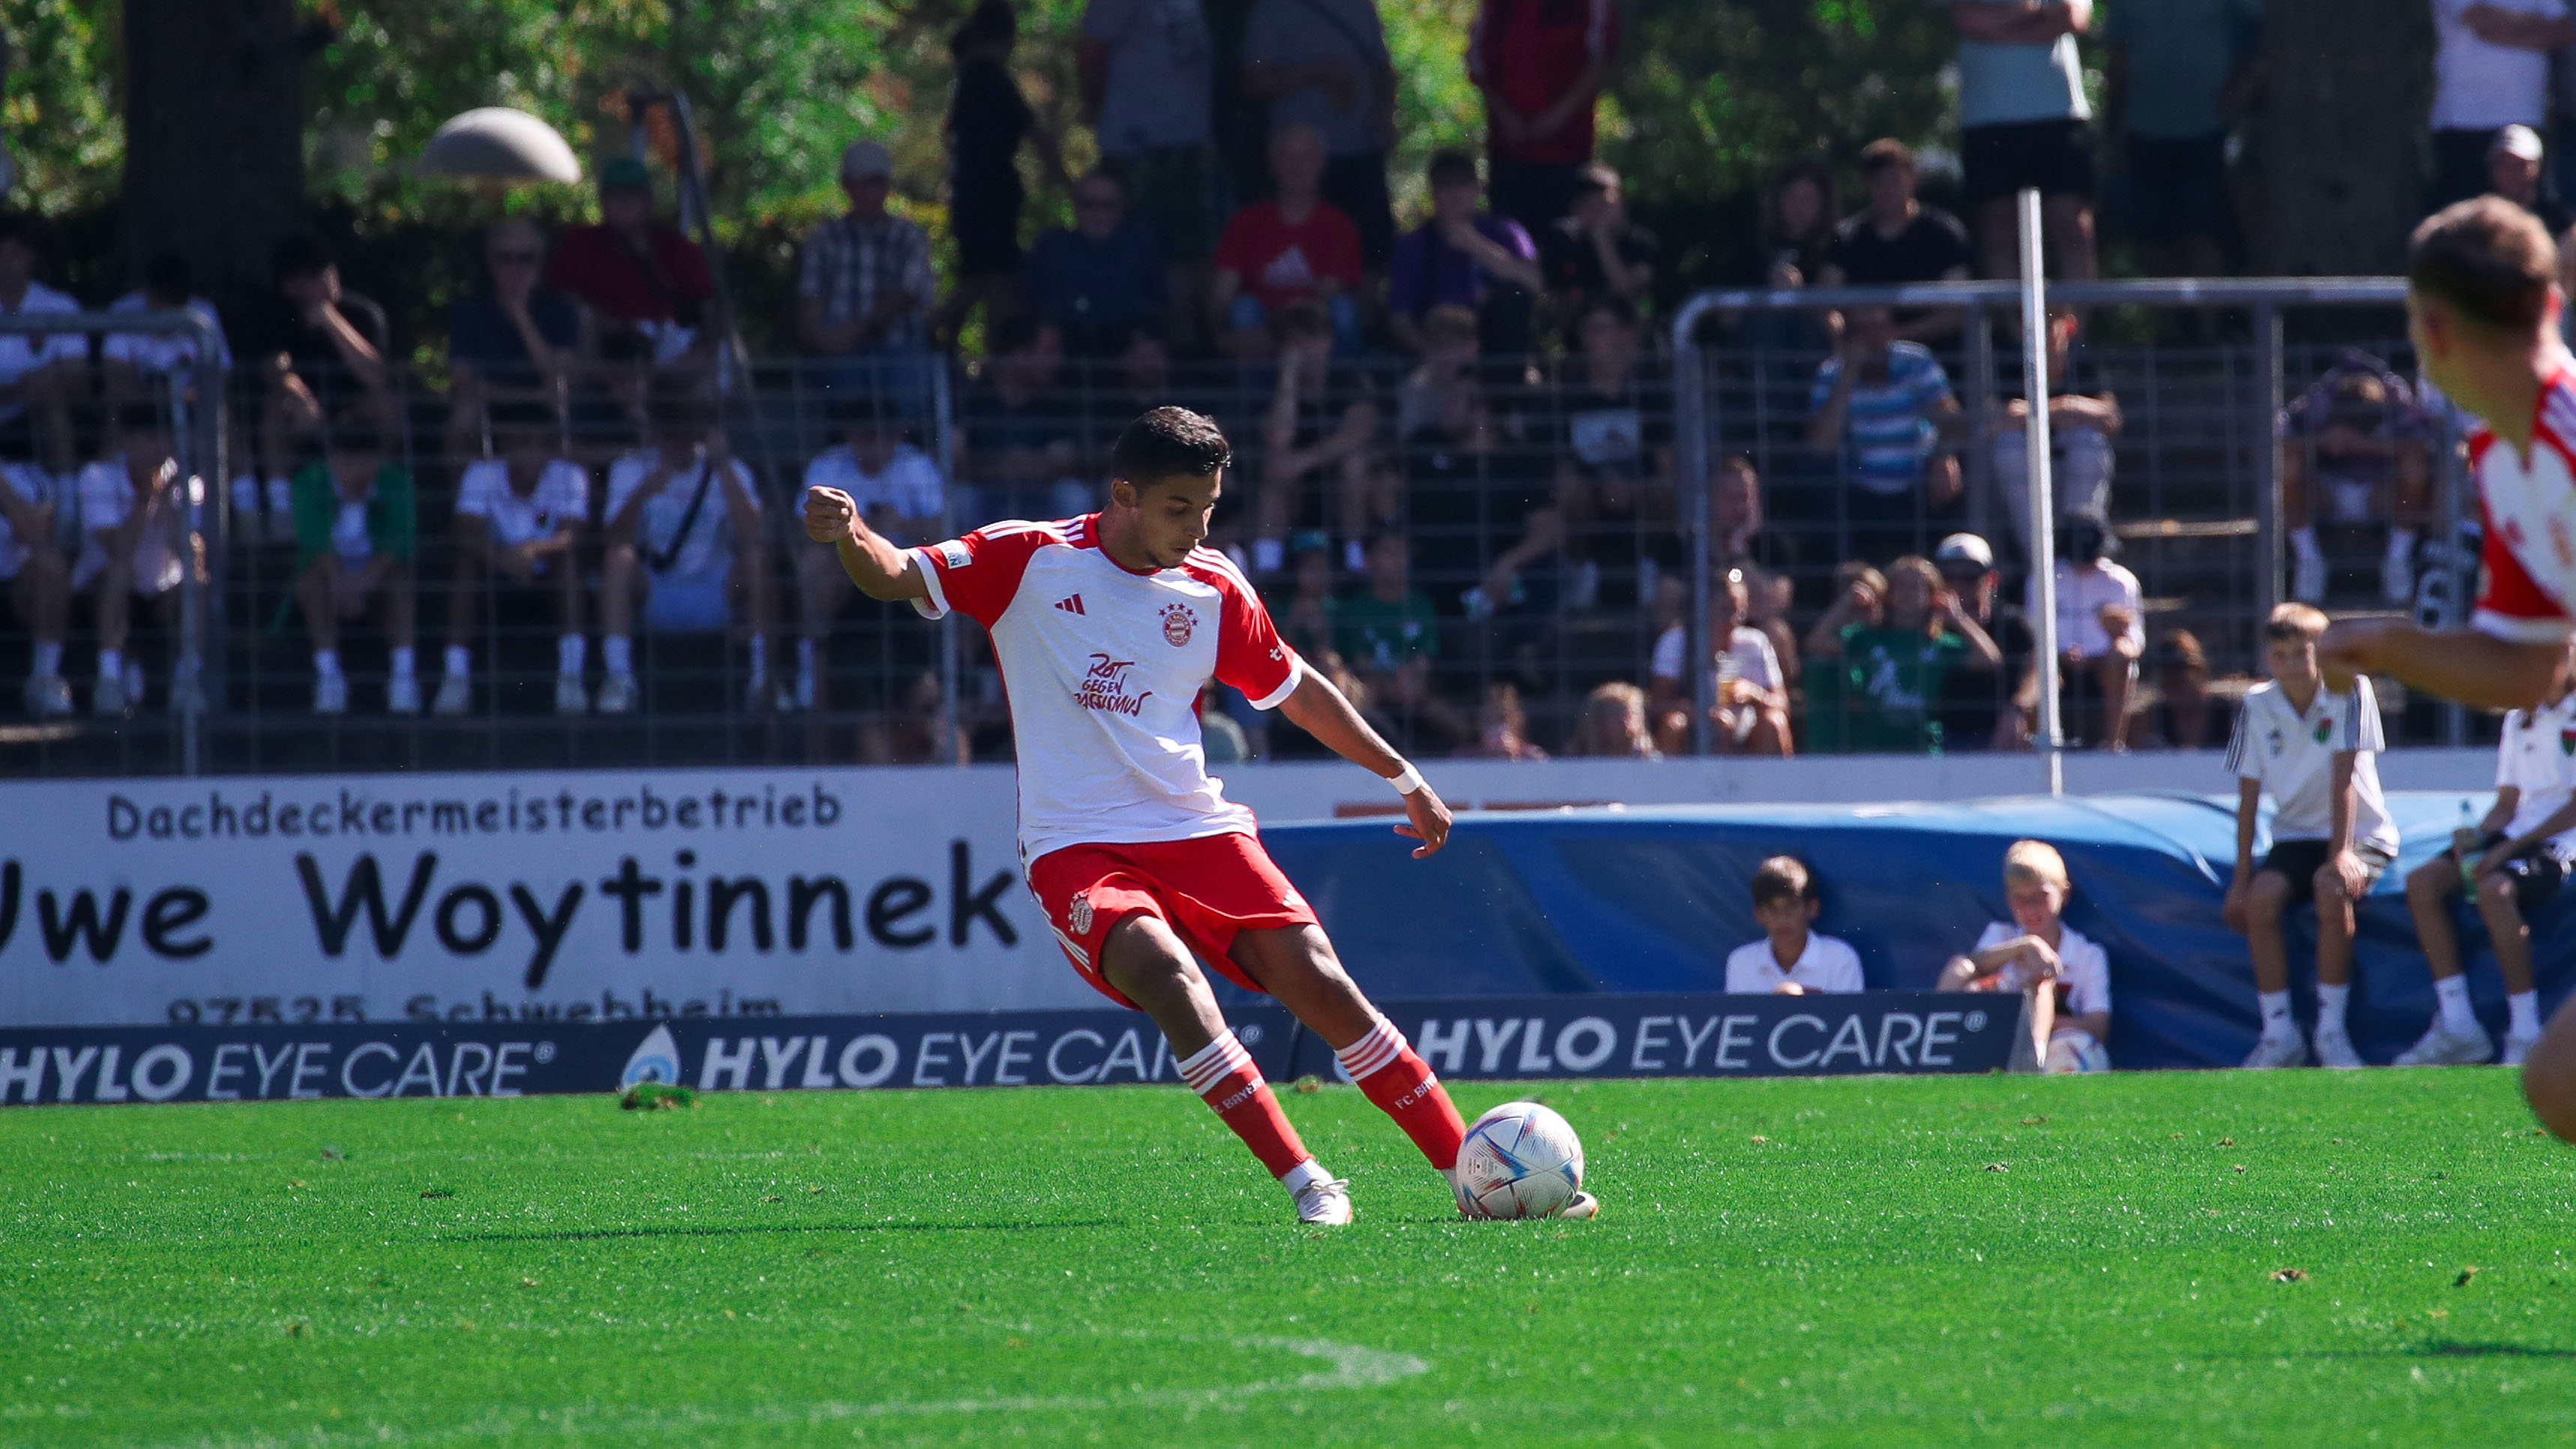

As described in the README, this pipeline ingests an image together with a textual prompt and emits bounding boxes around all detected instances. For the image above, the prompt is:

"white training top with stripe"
[2468,366,2576,644]
[1976,920,2112,1019]
[2226,676,2399,852]
[2497,693,2576,849]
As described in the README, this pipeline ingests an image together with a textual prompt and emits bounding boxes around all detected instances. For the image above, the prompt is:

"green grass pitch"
[7,1070,2575,1447]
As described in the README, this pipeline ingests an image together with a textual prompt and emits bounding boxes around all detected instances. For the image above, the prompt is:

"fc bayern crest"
[1068,890,1094,936]
[1159,603,1196,646]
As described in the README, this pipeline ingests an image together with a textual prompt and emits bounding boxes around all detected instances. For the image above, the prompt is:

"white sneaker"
[313,674,348,715]
[387,675,421,716]
[2394,1021,2494,1067]
[2242,1033,2310,1069]
[2505,1031,2542,1066]
[792,671,815,711]
[2292,550,2327,605]
[1555,1191,1600,1221]
[92,674,128,717]
[1291,1175,1354,1226]
[2311,1024,2364,1069]
[2381,549,2415,606]
[746,672,774,711]
[123,660,147,711]
[596,671,637,714]
[21,673,70,717]
[432,675,471,717]
[554,673,590,715]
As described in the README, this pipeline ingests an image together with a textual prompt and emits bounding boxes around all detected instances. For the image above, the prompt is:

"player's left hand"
[2329,849,2374,900]
[1393,781,1453,859]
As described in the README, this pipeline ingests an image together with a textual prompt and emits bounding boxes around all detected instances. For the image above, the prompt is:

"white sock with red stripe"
[1335,1015,1466,1172]
[1176,1028,1313,1181]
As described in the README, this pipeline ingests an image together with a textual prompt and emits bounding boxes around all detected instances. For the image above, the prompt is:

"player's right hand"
[802,485,860,544]
[1393,781,1453,859]
[2220,880,2249,935]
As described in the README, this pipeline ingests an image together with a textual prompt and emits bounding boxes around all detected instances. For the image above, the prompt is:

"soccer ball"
[2044,1028,2112,1074]
[1457,1101,1585,1219]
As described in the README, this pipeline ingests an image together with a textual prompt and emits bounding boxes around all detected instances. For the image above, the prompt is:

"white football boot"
[386,674,422,716]
[553,672,590,715]
[22,673,70,717]
[2393,1021,2494,1067]
[1291,1175,1354,1225]
[2311,1024,2365,1069]
[313,674,349,715]
[2241,1033,2310,1069]
[596,671,638,714]
[432,674,471,717]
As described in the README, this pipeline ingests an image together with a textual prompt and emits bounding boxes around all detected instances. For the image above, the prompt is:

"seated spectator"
[450,218,590,439]
[1725,856,1864,995]
[1732,159,1834,353]
[1335,531,1470,753]
[944,1,1071,344]
[1270,530,1339,663]
[1210,124,1365,355]
[2139,628,2217,750]
[2036,518,2144,749]
[290,415,417,715]
[1806,306,1962,562]
[1387,150,1540,358]
[1935,840,2112,1071]
[75,403,201,717]
[600,386,773,714]
[797,397,946,711]
[1649,564,1790,757]
[1025,169,1167,358]
[1743,562,1802,697]
[1241,0,1398,266]
[1390,332,1557,617]
[103,250,233,406]
[1992,310,2119,549]
[1707,453,1797,578]
[1468,0,1617,231]
[1566,680,1658,758]
[1930,531,2035,752]
[438,403,592,717]
[2488,124,2573,241]
[2278,348,2434,606]
[796,141,938,412]
[1819,139,1975,347]
[0,454,69,715]
[237,234,393,543]
[860,669,971,765]
[1806,554,2000,753]
[1553,297,1674,609]
[549,157,714,375]
[959,316,1086,524]
[1536,162,1657,337]
[1254,300,1385,575]
[0,216,93,482]
[1462,681,1548,759]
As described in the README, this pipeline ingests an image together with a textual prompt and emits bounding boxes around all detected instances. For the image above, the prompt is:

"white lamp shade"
[417,108,582,184]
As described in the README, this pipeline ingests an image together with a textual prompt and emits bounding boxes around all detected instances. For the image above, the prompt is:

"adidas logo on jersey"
[1055,594,1086,615]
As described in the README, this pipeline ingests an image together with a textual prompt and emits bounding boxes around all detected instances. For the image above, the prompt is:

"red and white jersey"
[2470,367,2576,643]
[908,515,1303,864]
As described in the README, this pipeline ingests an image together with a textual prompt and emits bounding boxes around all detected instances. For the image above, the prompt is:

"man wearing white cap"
[2428,0,2572,210]
[796,141,938,415]
[2486,123,2572,234]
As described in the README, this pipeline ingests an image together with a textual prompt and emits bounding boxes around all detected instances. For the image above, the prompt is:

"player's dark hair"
[1750,855,1816,910]
[1427,149,1479,190]
[1111,406,1230,485]
[2410,196,2557,332]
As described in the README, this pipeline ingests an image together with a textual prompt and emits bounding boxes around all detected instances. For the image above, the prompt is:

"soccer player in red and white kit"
[803,406,1595,1224]
[2315,197,2576,1142]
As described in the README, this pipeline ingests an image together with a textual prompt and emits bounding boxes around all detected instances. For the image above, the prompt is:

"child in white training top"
[1724,855,1865,995]
[1937,839,2113,1071]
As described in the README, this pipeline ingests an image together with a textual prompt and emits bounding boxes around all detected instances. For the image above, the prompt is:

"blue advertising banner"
[0,992,2024,1106]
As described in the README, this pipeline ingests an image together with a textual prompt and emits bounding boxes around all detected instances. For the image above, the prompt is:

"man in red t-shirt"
[546,157,716,374]
[1209,125,1364,355]
[1467,0,1618,232]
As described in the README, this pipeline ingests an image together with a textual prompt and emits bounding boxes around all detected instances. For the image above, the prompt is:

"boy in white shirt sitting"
[599,385,772,713]
[75,402,202,716]
[794,397,945,710]
[438,401,591,715]
[1936,839,2113,1071]
[289,415,417,714]
[1724,856,1865,995]
[0,456,71,715]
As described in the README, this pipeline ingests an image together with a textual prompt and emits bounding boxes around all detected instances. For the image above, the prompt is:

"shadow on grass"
[438,1220,1114,1244]
[2421,1340,2576,1359]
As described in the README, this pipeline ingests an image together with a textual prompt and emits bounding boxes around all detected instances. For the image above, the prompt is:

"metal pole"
[2018,189,2063,796]
[1670,295,1724,759]
[2254,303,2285,622]
[1966,301,1994,543]
[930,358,965,766]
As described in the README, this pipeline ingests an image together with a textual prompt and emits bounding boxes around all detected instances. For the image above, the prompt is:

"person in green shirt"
[292,413,418,714]
[1331,531,1469,751]
[1803,554,2000,753]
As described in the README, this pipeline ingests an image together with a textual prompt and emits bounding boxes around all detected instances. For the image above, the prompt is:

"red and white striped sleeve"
[908,522,1060,629]
[1192,548,1302,709]
[2474,503,2576,642]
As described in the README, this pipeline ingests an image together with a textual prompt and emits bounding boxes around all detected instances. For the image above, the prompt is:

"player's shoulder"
[1973,919,2014,948]
[1810,932,1860,962]
[2059,923,2106,963]
[2541,371,2576,450]
[1181,545,1261,598]
[1723,939,1768,968]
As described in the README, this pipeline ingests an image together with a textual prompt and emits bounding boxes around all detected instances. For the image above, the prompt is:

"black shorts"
[1963,118,2096,205]
[2482,843,2574,913]
[2259,838,2396,905]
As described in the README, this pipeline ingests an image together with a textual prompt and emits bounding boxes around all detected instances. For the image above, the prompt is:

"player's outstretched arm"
[2319,618,2564,711]
[801,486,928,602]
[1275,666,1453,858]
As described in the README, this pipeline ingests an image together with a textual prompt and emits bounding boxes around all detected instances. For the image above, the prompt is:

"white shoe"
[313,674,348,715]
[2311,1023,2364,1069]
[2381,549,2415,606]
[746,672,775,711]
[387,675,421,716]
[1555,1191,1599,1221]
[123,660,147,711]
[22,673,70,717]
[432,675,471,717]
[2505,1031,2542,1066]
[2394,1021,2494,1067]
[597,671,637,714]
[2241,1033,2310,1069]
[2292,550,2327,604]
[554,673,590,715]
[92,674,128,717]
[1291,1175,1354,1226]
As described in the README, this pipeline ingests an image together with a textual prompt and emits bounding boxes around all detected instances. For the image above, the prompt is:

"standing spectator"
[548,157,714,374]
[600,385,774,714]
[436,402,592,717]
[75,403,199,717]
[1025,170,1168,358]
[449,218,590,441]
[2429,0,2572,211]
[1335,531,1471,753]
[797,397,946,711]
[1648,564,1790,756]
[1931,531,2036,752]
[1388,151,1542,356]
[2485,124,2573,235]
[1553,297,1674,610]
[102,251,232,405]
[1805,554,2000,753]
[795,141,938,412]
[0,216,81,486]
[1241,0,1398,266]
[0,454,70,716]
[2033,518,2144,748]
[1210,125,1366,353]
[237,235,393,543]
[958,316,1087,525]
[944,1,1071,345]
[1949,0,2101,285]
[1991,309,2120,549]
[290,415,417,716]
[1536,162,1659,340]
[1467,0,1618,232]
[2278,349,2434,606]
[1820,140,1976,348]
[1079,0,1218,346]
[1566,680,1658,758]
[1253,300,1384,575]
[1806,306,1962,562]
[2101,0,2260,277]
[1725,857,1865,995]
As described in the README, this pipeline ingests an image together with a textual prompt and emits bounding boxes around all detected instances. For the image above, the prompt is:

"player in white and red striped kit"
[803,406,1595,1223]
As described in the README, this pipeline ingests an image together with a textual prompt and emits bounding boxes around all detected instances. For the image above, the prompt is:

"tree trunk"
[2254,0,2430,275]
[120,0,306,312]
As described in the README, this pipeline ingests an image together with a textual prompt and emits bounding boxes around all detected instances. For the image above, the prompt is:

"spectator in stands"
[1241,0,1397,266]
[2036,518,2144,749]
[1554,297,1674,610]
[103,251,232,406]
[1806,554,1999,753]
[1706,453,1794,577]
[1991,310,2120,549]
[1395,315,1556,618]
[1648,564,1790,757]
[1806,305,1962,562]
[1025,170,1167,358]
[437,402,592,717]
[1271,529,1339,663]
[1726,856,1864,994]
[0,453,70,717]
[291,414,417,716]
[2142,628,2216,750]
[1931,531,2035,752]
[550,157,714,375]
[1463,680,1548,759]
[1254,299,1385,576]
[959,316,1086,524]
[600,385,773,715]
[2485,124,2572,235]
[238,234,393,543]
[2429,0,2572,211]
[1820,140,1976,347]
[1079,0,1218,347]
[2396,638,2576,1066]
[797,396,947,711]
[944,1,1070,344]
[1536,162,1659,343]
[1336,531,1470,753]
[0,217,83,487]
[76,403,201,717]
[1566,680,1657,758]
[2101,0,2260,277]
[1210,124,1366,355]
[1733,160,1834,353]
[861,669,971,765]
[1949,0,2100,285]
[1936,840,2113,1070]
[1388,150,1542,357]
[2278,349,2433,606]
[1468,0,1617,232]
[797,141,938,412]
[450,218,591,446]
[1743,562,1802,697]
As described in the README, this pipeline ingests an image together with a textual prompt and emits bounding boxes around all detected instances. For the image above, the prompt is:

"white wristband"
[1388,763,1426,795]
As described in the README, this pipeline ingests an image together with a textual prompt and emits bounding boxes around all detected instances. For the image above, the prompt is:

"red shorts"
[1025,832,1319,1008]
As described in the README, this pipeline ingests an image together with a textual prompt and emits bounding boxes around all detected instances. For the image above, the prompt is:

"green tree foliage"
[2,0,124,215]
